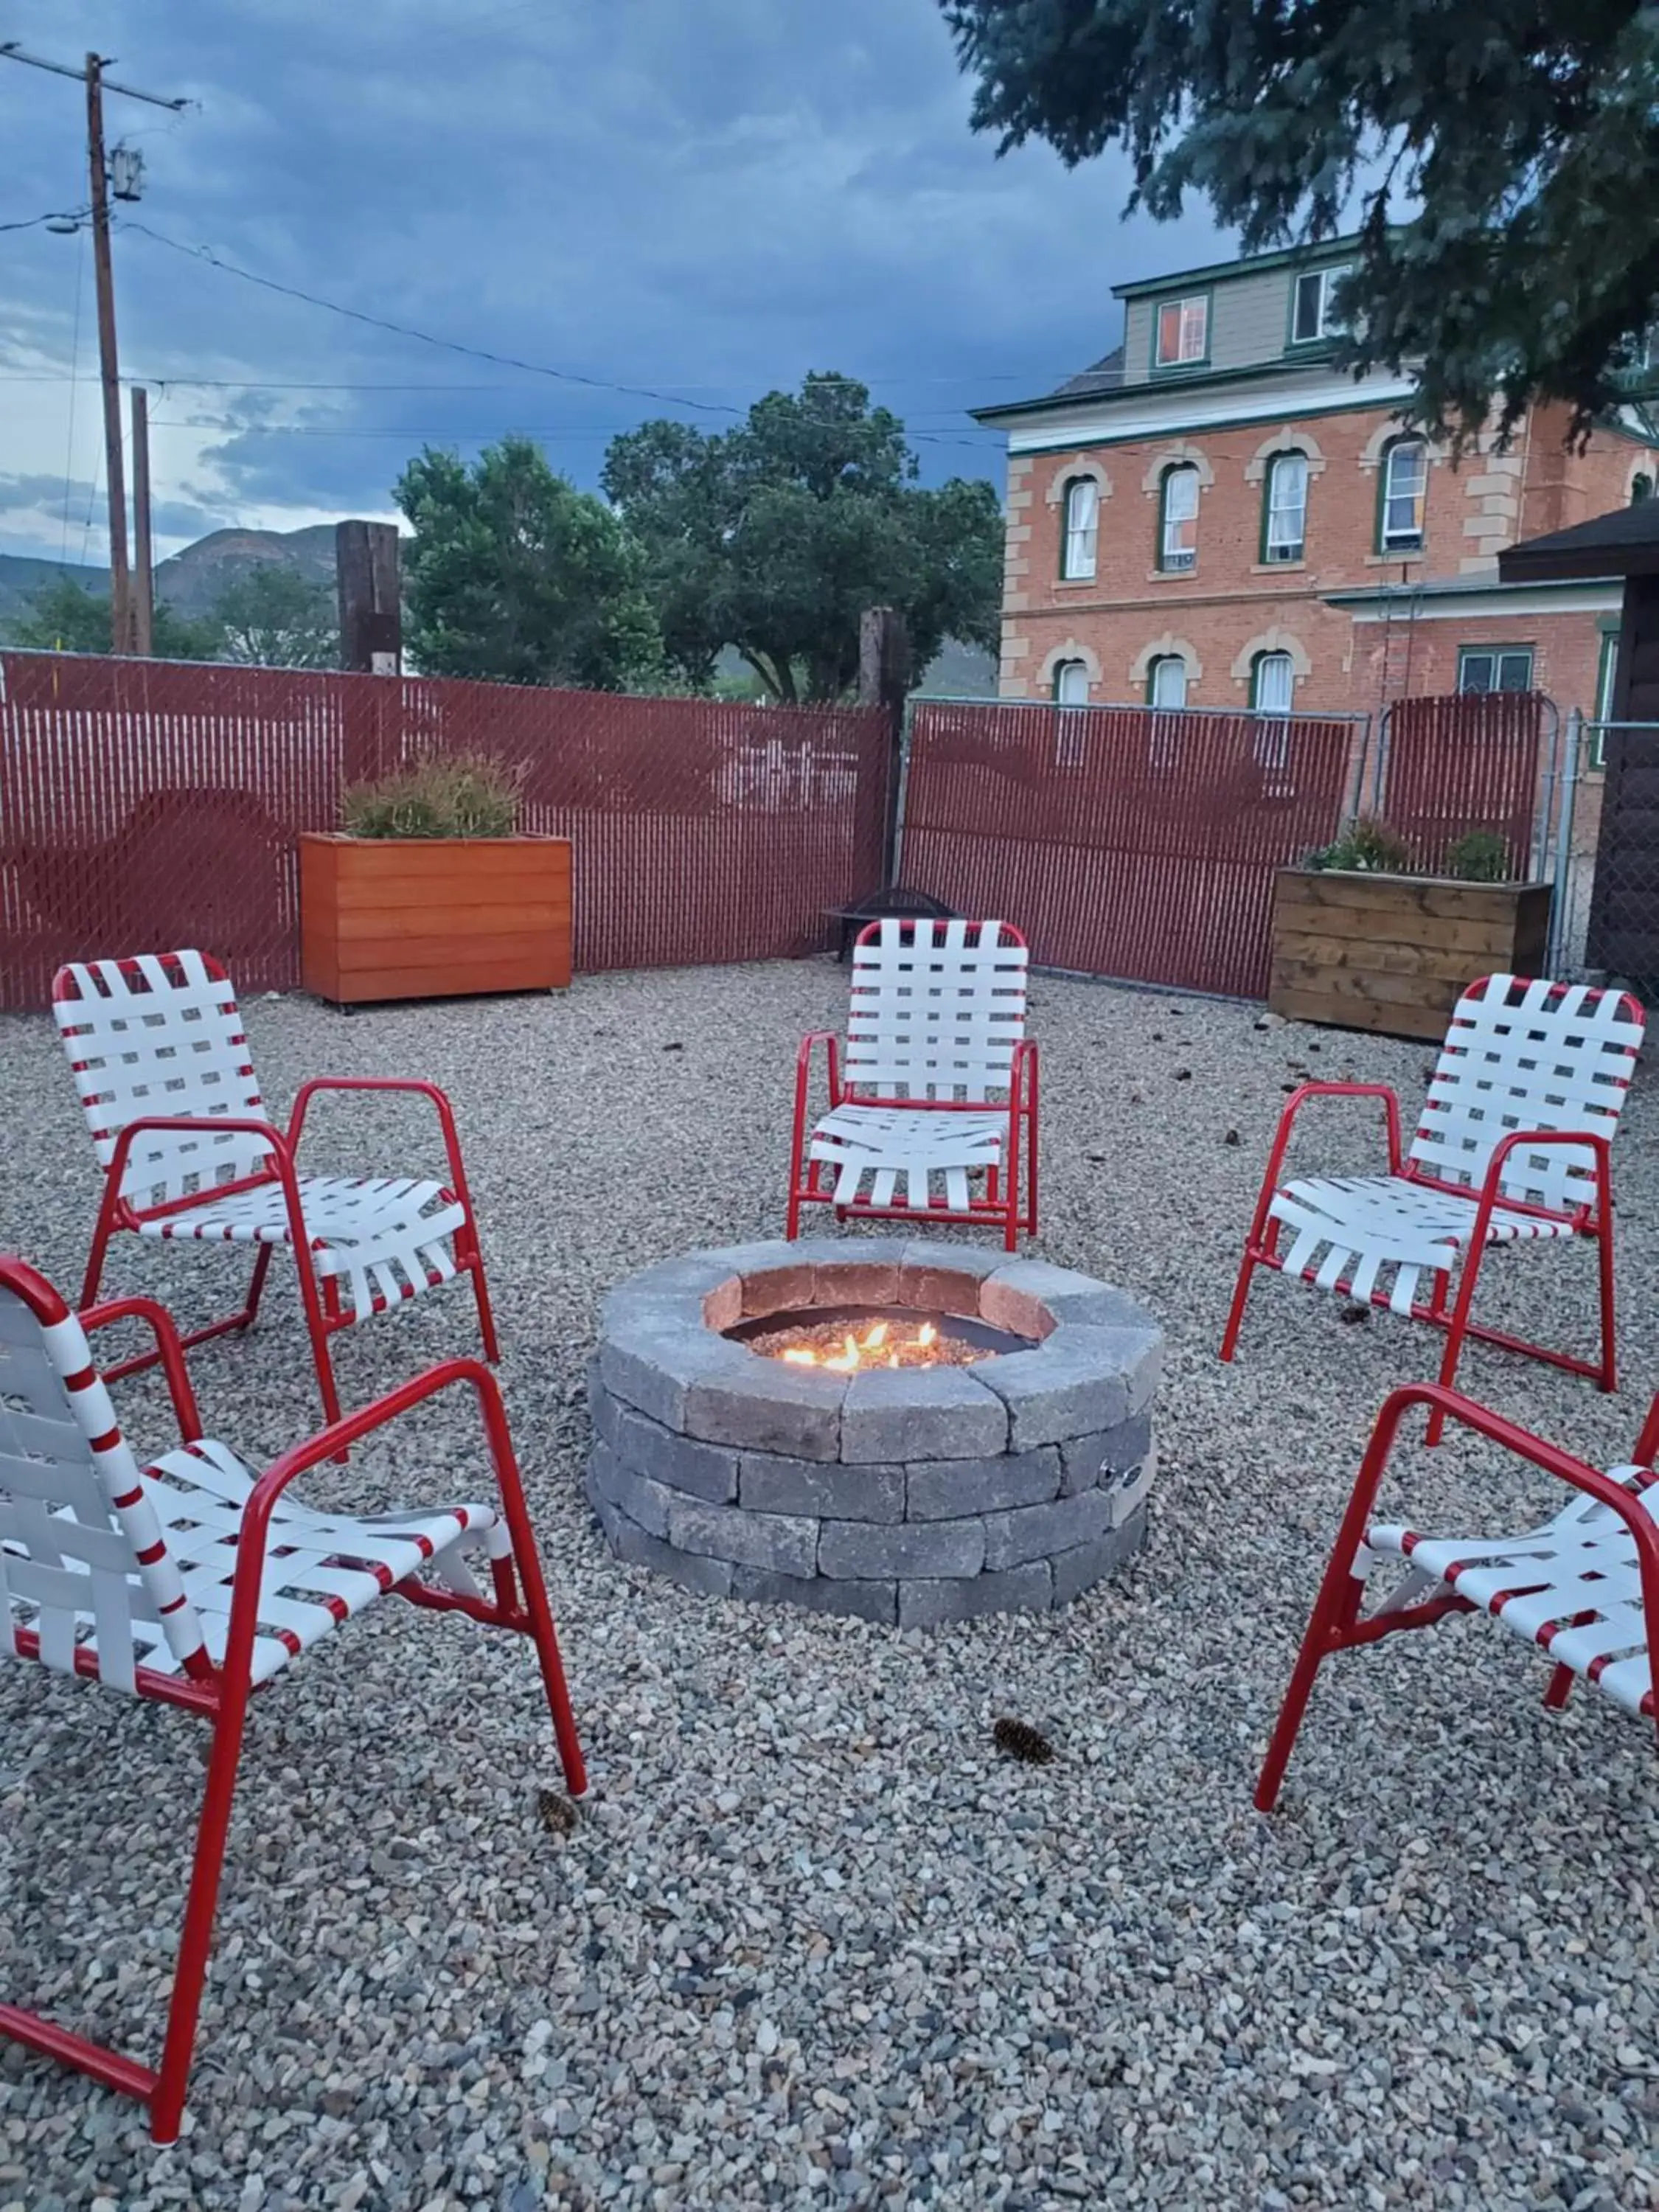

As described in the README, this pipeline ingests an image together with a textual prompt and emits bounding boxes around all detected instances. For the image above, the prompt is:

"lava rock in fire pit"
[585,1237,1162,1626]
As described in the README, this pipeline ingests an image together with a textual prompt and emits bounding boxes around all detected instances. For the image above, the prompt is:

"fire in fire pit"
[729,1304,1026,1371]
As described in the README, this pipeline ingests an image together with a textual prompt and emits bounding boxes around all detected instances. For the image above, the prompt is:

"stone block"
[597,1310,751,1430]
[897,1560,1052,1627]
[588,1489,734,1599]
[904,1446,1061,1520]
[818,1516,985,1580]
[981,1262,1155,1341]
[739,1263,816,1318]
[1050,1505,1148,1610]
[740,1454,904,1521]
[586,1440,675,1540]
[897,1242,1006,1316]
[1057,1411,1154,1498]
[978,1324,1163,1451]
[684,1360,846,1461]
[840,1366,1007,1464]
[599,1388,739,1503]
[983,1486,1113,1571]
[810,1255,901,1307]
[666,1495,819,1578]
[701,1278,743,1331]
[729,1567,898,1625]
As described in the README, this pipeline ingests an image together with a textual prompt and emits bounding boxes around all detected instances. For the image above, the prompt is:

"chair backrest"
[52,950,273,1212]
[844,918,1029,1102]
[1407,975,1646,1212]
[0,1257,205,1694]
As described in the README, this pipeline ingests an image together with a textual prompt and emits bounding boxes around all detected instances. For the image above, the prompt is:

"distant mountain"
[0,524,340,642]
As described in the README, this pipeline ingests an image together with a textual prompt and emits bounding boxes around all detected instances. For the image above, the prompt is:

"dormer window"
[1154,295,1208,369]
[1292,265,1350,344]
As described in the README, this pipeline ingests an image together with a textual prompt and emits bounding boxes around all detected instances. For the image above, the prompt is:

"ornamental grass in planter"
[300,753,571,1006]
[1268,818,1550,1040]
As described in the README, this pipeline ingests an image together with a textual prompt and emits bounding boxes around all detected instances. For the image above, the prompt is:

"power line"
[0,206,88,232]
[119,218,748,419]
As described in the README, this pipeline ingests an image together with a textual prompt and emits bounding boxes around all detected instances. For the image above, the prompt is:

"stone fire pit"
[586,1237,1161,1627]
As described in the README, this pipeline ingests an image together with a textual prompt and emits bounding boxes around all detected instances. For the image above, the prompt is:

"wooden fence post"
[858,606,911,892]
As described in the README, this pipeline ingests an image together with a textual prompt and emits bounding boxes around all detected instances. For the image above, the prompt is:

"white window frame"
[1457,646,1534,696]
[1291,265,1350,344]
[1160,465,1200,572]
[1148,655,1188,710]
[1053,658,1090,707]
[1251,650,1295,770]
[1264,452,1309,564]
[1054,659,1090,767]
[1061,478,1099,581]
[1380,439,1427,552]
[1154,295,1208,369]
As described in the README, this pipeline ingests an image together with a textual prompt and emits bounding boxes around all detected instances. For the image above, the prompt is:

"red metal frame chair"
[1257,1379,1659,1812]
[786,917,1037,1251]
[1221,975,1644,1438]
[0,1253,585,2143]
[52,950,498,1427]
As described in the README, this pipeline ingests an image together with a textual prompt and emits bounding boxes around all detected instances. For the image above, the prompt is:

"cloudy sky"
[0,0,1230,566]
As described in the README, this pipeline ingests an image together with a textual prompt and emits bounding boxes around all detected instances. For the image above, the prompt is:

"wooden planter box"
[1269,867,1551,1040]
[299,834,572,1006]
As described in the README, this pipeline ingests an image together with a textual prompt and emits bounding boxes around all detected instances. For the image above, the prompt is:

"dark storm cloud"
[0,0,1229,545]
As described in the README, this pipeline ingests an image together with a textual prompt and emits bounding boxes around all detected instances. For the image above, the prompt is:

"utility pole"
[0,42,187,654]
[86,53,132,654]
[131,386,154,655]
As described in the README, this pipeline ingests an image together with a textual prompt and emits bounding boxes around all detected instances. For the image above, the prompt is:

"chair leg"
[1219,1245,1259,1364]
[467,1253,501,1367]
[149,1698,251,2144]
[1596,1219,1618,1395]
[1544,1663,1576,1711]
[240,1244,274,1331]
[79,1181,124,1310]
[1428,1246,1487,1446]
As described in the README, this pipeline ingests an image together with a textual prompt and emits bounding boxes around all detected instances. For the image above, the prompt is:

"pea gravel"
[1,959,1657,2212]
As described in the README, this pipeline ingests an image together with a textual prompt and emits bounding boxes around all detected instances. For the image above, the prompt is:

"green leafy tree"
[212,564,338,669]
[602,373,1004,703]
[939,0,1659,443]
[394,436,660,689]
[14,574,222,659]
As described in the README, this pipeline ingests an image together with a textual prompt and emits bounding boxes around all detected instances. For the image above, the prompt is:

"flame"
[919,1322,936,1348]
[767,1315,960,1371]
[781,1349,818,1366]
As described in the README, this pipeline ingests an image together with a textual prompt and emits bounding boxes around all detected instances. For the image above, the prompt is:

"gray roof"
[1049,346,1124,401]
[1500,498,1659,583]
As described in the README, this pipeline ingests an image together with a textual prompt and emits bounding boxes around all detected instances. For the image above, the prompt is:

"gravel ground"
[1,958,1658,2211]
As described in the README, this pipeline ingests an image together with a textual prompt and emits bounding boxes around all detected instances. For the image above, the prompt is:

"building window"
[1291,265,1350,344]
[1147,654,1188,709]
[1053,658,1090,706]
[1158,465,1200,571]
[1379,437,1427,552]
[1060,477,1099,580]
[1154,294,1208,369]
[1054,659,1089,766]
[1251,650,1295,771]
[1458,645,1534,695]
[1593,631,1621,768]
[1262,452,1309,563]
[1632,473,1653,505]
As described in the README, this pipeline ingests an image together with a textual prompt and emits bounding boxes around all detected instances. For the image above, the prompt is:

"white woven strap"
[139,1173,467,1321]
[52,949,273,1207]
[810,1104,1006,1212]
[1270,1171,1572,1316]
[0,1290,207,1696]
[1408,975,1645,1212]
[1369,1467,1658,1719]
[843,919,1028,1102]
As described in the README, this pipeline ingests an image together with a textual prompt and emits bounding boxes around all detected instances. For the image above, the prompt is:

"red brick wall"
[999,407,1643,719]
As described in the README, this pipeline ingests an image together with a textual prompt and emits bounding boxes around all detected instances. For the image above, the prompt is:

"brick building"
[973,237,1657,723]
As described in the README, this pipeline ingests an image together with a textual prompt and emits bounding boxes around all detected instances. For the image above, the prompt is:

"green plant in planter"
[1443,829,1513,883]
[341,753,525,838]
[1304,818,1416,874]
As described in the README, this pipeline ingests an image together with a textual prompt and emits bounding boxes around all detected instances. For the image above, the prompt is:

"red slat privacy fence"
[1377,690,1551,878]
[898,698,1363,1000]
[0,651,891,1009]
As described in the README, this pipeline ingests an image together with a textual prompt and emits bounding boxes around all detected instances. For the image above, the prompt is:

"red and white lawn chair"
[1256,1380,1659,1812]
[0,1253,585,2142]
[1221,975,1644,1436]
[54,950,498,1427]
[786,918,1037,1250]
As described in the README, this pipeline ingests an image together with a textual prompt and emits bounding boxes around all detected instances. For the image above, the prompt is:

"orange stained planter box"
[299,832,573,1006]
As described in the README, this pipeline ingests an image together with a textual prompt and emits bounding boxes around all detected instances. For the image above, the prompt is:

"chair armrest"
[794,1030,842,1116]
[79,1294,203,1441]
[220,1357,519,1689]
[104,1115,293,1221]
[1243,1082,1403,1249]
[287,1077,476,1211]
[1464,1125,1613,1231]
